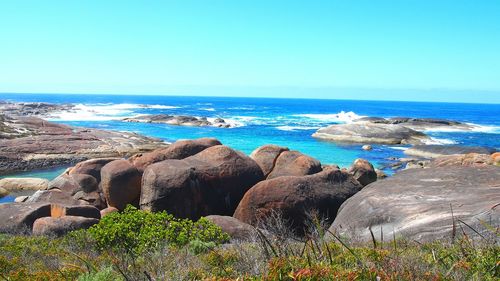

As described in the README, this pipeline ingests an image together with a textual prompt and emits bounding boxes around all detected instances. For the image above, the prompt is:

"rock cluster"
[123,114,234,128]
[0,138,373,237]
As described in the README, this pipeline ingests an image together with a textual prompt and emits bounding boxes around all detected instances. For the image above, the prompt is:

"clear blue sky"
[1,0,499,103]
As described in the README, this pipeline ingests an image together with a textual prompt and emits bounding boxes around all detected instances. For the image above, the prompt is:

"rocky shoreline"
[123,114,234,128]
[0,113,167,175]
[0,137,498,243]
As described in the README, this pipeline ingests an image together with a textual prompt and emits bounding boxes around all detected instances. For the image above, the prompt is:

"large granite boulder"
[405,145,496,159]
[101,159,142,211]
[430,153,495,168]
[69,158,120,181]
[205,215,256,241]
[0,203,51,234]
[130,138,222,172]
[0,178,48,191]
[267,151,322,179]
[312,122,430,145]
[233,167,363,234]
[32,216,99,236]
[328,166,500,242]
[348,159,377,186]
[140,145,264,220]
[26,190,83,206]
[250,145,289,177]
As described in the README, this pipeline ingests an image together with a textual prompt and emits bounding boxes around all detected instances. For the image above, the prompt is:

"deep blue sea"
[1,93,499,183]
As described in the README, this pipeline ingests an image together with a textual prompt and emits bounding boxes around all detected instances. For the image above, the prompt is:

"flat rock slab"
[328,166,500,243]
[0,178,49,191]
[405,145,496,159]
[0,115,166,175]
[312,122,429,145]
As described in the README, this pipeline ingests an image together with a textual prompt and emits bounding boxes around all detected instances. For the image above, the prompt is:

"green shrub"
[85,205,229,254]
[77,266,123,281]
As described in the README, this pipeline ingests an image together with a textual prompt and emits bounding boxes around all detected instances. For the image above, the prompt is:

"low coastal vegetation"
[0,206,498,280]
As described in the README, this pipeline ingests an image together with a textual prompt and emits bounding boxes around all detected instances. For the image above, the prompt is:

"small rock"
[100,207,119,217]
[205,215,256,241]
[362,145,372,151]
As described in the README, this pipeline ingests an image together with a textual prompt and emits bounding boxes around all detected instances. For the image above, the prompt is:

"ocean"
[1,93,499,182]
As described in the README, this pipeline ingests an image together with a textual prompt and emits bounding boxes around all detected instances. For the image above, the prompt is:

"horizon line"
[2,91,499,105]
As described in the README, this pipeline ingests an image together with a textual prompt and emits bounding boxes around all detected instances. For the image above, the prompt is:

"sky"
[0,0,499,103]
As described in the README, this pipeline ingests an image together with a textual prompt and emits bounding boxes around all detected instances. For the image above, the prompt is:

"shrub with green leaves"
[85,205,229,254]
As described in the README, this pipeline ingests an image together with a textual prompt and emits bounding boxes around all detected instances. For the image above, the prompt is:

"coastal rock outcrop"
[404,145,496,159]
[312,122,430,145]
[328,166,500,242]
[101,159,142,211]
[140,145,264,219]
[0,115,167,175]
[129,138,222,172]
[233,167,363,234]
[123,114,233,128]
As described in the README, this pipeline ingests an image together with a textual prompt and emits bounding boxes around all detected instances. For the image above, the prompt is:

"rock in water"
[0,178,49,191]
[140,145,264,220]
[348,159,377,186]
[130,138,222,172]
[266,151,322,179]
[233,167,363,234]
[250,145,289,177]
[312,122,429,145]
[328,166,500,242]
[101,160,142,211]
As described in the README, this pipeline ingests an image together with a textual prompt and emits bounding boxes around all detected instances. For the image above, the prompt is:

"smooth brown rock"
[100,207,119,217]
[250,145,289,177]
[348,159,377,186]
[328,166,500,242]
[233,167,363,234]
[205,215,256,240]
[140,145,264,219]
[267,151,322,180]
[32,216,99,236]
[101,159,142,211]
[0,203,51,234]
[69,158,120,181]
[73,191,107,210]
[130,138,221,172]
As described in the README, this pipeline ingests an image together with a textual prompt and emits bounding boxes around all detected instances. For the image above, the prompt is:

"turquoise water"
[1,94,499,177]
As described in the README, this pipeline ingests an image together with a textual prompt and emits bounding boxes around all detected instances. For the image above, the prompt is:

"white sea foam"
[294,111,365,124]
[200,107,216,111]
[423,137,458,145]
[46,103,181,121]
[389,146,409,151]
[206,117,244,128]
[275,125,321,131]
